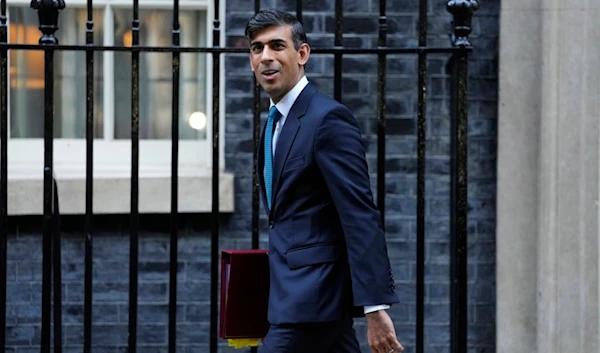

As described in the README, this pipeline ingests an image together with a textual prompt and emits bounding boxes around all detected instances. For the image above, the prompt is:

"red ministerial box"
[219,249,270,339]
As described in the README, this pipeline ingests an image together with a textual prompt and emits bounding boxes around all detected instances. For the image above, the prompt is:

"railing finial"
[30,0,66,45]
[446,0,478,47]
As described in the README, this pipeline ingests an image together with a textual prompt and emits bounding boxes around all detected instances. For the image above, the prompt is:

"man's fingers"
[381,332,403,352]
[367,339,381,353]
[368,336,390,353]
[365,311,402,353]
[391,336,404,351]
[369,337,403,353]
[392,342,404,351]
[383,336,404,353]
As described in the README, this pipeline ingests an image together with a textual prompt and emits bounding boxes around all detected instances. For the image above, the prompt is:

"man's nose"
[261,47,274,63]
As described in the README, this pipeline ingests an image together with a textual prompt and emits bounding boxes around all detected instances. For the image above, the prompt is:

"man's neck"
[271,73,305,104]
[269,75,309,117]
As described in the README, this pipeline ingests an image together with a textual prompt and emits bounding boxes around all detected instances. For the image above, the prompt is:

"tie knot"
[269,106,281,123]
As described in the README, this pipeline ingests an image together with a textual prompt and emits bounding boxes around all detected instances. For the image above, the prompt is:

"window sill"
[6,169,235,215]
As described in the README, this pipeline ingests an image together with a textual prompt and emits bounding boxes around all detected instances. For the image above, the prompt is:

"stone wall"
[497,0,600,351]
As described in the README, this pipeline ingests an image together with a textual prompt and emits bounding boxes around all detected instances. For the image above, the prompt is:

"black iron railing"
[0,1,6,351]
[0,0,478,352]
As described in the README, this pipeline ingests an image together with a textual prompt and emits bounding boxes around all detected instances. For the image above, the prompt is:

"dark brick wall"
[6,214,221,353]
[4,0,498,352]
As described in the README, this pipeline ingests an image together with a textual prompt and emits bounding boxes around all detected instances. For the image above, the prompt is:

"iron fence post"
[169,2,181,353]
[210,0,221,352]
[29,1,65,352]
[0,1,7,352]
[447,0,479,48]
[128,1,141,351]
[83,1,94,351]
[446,1,478,353]
[416,0,429,350]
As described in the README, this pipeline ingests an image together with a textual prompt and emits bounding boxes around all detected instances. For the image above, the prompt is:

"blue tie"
[264,106,281,210]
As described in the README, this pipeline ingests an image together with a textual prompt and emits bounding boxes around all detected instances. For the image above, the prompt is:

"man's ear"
[249,55,255,72]
[298,43,310,66]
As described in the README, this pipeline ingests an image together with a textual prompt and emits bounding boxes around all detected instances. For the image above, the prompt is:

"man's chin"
[263,86,284,101]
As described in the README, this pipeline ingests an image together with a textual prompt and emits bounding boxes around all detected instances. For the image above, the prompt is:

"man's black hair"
[245,9,308,50]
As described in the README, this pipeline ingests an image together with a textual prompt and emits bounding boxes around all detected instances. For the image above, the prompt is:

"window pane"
[9,7,104,138]
[113,9,207,140]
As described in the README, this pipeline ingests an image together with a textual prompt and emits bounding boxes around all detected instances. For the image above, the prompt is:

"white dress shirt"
[268,76,390,315]
[269,75,309,156]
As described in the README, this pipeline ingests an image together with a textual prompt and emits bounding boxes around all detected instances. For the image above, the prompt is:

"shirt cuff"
[363,304,391,314]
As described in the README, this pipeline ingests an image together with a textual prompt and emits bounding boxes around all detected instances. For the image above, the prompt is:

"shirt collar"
[269,75,309,118]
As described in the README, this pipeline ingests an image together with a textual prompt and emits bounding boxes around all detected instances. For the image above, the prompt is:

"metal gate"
[0,0,479,352]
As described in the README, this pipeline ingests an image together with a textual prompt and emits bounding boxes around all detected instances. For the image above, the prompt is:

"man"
[246,9,404,353]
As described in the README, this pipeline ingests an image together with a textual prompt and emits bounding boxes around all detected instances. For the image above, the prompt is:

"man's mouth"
[262,70,279,80]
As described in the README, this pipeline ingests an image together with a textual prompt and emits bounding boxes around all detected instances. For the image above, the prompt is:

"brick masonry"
[4,0,498,352]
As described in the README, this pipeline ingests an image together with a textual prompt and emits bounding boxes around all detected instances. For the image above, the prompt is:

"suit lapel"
[269,83,317,217]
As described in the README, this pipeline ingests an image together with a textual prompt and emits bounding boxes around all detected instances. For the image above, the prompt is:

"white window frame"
[5,0,232,215]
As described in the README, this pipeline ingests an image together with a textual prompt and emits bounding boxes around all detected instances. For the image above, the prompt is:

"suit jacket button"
[268,221,274,229]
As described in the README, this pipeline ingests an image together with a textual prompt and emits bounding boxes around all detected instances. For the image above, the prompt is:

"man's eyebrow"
[250,38,287,47]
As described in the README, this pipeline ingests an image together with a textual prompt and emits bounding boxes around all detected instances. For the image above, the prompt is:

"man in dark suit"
[246,9,404,353]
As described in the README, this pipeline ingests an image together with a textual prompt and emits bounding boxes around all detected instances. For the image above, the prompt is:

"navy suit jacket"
[258,82,399,325]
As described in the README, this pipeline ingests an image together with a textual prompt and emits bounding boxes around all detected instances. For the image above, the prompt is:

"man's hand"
[365,310,404,353]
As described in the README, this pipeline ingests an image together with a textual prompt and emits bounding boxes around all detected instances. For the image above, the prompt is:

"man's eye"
[252,46,262,52]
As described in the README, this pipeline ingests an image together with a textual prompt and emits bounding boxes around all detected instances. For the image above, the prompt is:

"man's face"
[249,25,310,103]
